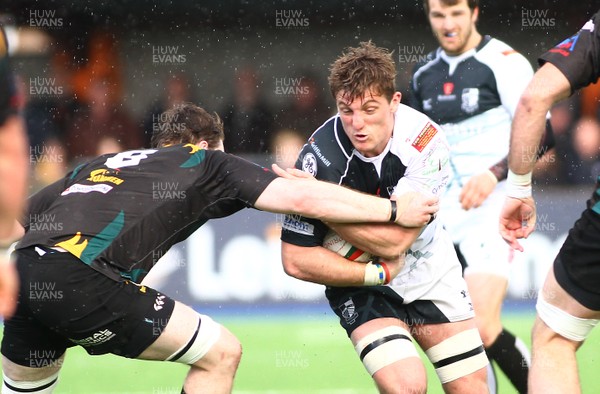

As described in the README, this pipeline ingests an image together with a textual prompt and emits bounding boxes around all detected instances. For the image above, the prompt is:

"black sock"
[486,328,530,394]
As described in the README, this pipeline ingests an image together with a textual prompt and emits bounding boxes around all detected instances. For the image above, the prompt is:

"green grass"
[2,311,600,393]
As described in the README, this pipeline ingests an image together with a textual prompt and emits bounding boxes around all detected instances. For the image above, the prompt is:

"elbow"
[378,245,405,263]
[281,246,309,281]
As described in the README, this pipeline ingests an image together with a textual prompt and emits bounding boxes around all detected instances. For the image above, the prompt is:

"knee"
[208,330,242,375]
[374,367,427,394]
[532,317,581,352]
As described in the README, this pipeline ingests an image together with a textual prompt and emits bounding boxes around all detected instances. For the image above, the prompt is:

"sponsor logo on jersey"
[154,294,166,311]
[281,214,315,236]
[443,82,454,95]
[339,298,358,325]
[302,152,318,176]
[70,329,116,347]
[87,169,124,185]
[549,33,580,57]
[411,122,439,152]
[61,183,113,196]
[461,88,480,114]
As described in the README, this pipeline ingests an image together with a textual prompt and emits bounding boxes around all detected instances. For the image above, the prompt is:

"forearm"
[281,242,368,286]
[256,178,394,223]
[327,222,420,261]
[509,63,571,175]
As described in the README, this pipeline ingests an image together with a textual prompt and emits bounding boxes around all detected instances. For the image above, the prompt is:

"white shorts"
[439,184,512,278]
[327,228,475,334]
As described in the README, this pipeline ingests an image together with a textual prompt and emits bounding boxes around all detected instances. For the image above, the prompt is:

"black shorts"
[1,247,175,367]
[554,190,600,310]
[326,286,450,337]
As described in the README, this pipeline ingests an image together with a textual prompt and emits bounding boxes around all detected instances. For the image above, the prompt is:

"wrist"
[484,169,499,185]
[364,262,389,286]
[389,200,397,222]
[506,170,533,199]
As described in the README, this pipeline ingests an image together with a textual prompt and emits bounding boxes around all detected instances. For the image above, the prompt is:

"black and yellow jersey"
[18,144,277,282]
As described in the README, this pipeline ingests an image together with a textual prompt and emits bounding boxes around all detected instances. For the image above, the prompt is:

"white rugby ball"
[323,231,373,263]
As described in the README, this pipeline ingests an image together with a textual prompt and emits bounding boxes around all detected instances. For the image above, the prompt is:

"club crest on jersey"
[339,298,358,325]
[302,152,318,176]
[461,88,480,114]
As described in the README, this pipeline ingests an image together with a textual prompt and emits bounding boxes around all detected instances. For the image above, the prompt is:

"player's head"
[328,41,401,158]
[328,41,397,104]
[424,0,480,56]
[151,103,225,151]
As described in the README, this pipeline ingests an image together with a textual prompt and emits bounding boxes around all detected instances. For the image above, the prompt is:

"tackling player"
[500,10,600,393]
[280,42,488,393]
[0,103,437,394]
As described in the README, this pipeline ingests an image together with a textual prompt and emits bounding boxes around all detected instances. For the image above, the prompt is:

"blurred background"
[2,0,599,306]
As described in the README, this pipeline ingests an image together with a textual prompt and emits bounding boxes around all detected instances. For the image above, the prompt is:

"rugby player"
[0,103,438,394]
[280,41,489,393]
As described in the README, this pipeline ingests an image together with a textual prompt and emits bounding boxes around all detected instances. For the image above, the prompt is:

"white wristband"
[363,262,385,286]
[506,170,533,198]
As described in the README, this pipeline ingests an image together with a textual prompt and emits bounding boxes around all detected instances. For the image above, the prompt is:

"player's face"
[427,0,480,56]
[336,89,401,158]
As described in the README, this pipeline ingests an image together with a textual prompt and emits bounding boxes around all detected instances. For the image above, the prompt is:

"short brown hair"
[423,0,479,15]
[151,103,225,148]
[328,41,396,103]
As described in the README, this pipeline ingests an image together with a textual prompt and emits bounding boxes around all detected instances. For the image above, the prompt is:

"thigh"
[541,265,600,320]
[138,301,235,370]
[553,207,600,310]
[4,247,177,360]
[464,273,507,321]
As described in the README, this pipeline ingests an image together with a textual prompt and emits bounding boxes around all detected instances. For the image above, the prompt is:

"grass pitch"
[2,308,600,393]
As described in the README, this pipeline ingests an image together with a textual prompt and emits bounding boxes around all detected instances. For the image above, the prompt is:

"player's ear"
[390,92,402,112]
[196,140,209,150]
[472,6,479,24]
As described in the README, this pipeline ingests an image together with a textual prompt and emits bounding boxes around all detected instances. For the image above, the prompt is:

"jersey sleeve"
[208,151,278,206]
[280,144,329,247]
[539,12,600,93]
[494,50,534,118]
[392,116,450,199]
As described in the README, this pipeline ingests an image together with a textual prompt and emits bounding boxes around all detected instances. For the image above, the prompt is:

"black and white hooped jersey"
[280,104,450,255]
[410,36,533,190]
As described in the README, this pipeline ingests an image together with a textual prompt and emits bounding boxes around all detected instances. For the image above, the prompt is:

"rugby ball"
[323,230,373,263]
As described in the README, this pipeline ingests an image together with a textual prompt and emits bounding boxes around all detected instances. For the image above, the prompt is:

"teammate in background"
[1,103,437,394]
[281,42,489,393]
[409,1,553,392]
[499,10,600,393]
[0,25,26,319]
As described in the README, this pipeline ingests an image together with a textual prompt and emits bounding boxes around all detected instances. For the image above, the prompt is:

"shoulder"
[393,105,446,153]
[299,115,352,180]
[412,48,443,80]
[477,37,532,70]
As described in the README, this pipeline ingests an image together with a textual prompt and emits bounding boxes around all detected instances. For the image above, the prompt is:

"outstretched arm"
[255,164,439,227]
[500,63,571,251]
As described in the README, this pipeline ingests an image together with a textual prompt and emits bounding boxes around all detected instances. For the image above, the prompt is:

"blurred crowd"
[14,30,600,194]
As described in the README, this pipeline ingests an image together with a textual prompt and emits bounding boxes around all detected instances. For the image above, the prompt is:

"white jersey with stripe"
[410,36,533,246]
[280,104,451,276]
